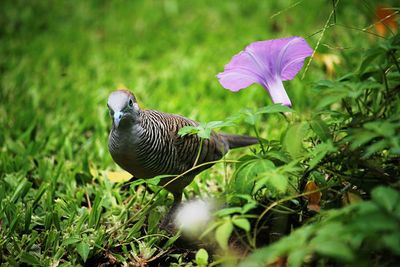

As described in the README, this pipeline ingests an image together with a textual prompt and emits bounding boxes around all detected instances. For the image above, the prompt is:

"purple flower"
[217,37,313,106]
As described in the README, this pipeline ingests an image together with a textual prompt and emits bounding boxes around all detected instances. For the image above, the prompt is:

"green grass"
[1,0,399,266]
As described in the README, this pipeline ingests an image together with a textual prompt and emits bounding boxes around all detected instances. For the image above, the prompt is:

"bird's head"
[107,89,140,129]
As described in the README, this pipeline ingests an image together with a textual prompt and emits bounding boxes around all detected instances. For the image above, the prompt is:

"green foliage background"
[1,0,399,266]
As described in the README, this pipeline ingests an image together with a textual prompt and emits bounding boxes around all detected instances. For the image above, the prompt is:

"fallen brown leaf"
[375,5,398,36]
[304,181,322,212]
[106,170,132,183]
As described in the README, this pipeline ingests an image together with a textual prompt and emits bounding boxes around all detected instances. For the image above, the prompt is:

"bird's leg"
[171,192,182,210]
[159,192,182,233]
[120,176,136,191]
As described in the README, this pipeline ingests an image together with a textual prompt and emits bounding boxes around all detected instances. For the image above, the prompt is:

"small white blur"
[174,198,215,237]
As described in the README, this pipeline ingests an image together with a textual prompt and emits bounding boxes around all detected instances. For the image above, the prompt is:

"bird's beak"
[113,111,123,128]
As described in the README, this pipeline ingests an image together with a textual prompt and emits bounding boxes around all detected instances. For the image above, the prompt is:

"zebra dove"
[107,89,258,207]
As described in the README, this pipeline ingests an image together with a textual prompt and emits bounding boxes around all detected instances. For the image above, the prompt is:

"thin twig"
[270,0,303,19]
[302,0,340,79]
[85,190,92,210]
[363,10,399,33]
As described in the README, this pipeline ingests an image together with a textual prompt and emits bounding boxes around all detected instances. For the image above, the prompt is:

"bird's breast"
[108,126,154,178]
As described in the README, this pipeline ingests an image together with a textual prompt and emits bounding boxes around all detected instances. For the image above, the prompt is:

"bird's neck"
[116,110,142,130]
[110,124,143,160]
[112,112,143,138]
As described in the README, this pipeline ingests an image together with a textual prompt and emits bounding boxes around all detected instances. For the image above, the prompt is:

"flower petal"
[277,37,313,80]
[265,78,292,106]
[217,36,313,106]
[224,51,266,76]
[217,68,262,92]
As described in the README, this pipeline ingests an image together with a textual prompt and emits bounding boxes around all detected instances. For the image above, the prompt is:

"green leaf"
[269,172,288,193]
[238,245,281,267]
[314,240,354,261]
[54,247,65,262]
[232,158,275,195]
[163,232,180,249]
[241,201,258,214]
[178,125,200,137]
[32,183,48,208]
[199,221,222,239]
[256,104,294,114]
[44,211,53,230]
[20,252,42,266]
[363,140,388,158]
[287,248,309,267]
[364,121,396,137]
[383,234,400,255]
[254,171,288,194]
[63,237,81,245]
[283,122,309,159]
[129,215,146,235]
[314,79,337,89]
[24,205,32,232]
[239,108,259,126]
[348,130,379,149]
[215,207,243,217]
[308,141,336,169]
[358,48,383,74]
[356,210,398,232]
[88,194,103,229]
[197,127,212,139]
[372,186,399,213]
[394,204,400,220]
[232,217,251,232]
[148,209,161,232]
[45,229,59,253]
[215,219,233,250]
[265,150,291,164]
[76,241,90,262]
[309,118,330,142]
[53,210,61,231]
[315,89,349,110]
[195,248,209,266]
[10,179,32,203]
[178,120,234,139]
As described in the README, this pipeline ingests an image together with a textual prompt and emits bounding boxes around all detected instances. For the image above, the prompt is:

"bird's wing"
[169,114,227,173]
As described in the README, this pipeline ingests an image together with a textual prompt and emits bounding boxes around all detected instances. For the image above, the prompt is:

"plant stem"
[193,138,204,167]
[253,124,266,155]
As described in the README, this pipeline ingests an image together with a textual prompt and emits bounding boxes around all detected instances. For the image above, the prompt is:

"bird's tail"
[220,133,259,149]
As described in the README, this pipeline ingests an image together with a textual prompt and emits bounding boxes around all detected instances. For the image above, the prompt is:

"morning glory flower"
[217,36,313,106]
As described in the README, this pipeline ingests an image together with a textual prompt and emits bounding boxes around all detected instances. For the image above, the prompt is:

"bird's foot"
[158,203,179,235]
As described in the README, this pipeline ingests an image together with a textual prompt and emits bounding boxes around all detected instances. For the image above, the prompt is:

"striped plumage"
[107,89,258,204]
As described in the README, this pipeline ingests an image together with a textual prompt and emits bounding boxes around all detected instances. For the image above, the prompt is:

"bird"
[107,89,258,221]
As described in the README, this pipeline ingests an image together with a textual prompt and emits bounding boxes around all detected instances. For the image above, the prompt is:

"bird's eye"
[109,110,114,116]
[128,99,134,108]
